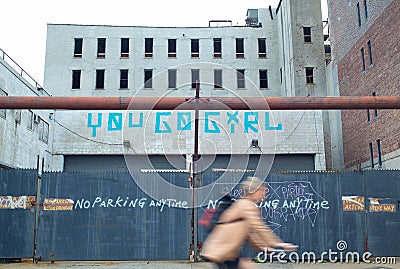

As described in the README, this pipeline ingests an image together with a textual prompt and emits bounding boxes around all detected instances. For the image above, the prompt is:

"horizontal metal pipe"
[0,96,400,110]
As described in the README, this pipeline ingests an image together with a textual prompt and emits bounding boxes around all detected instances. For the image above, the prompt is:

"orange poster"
[342,196,365,211]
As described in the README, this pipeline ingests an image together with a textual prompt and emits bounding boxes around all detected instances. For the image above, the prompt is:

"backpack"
[199,195,235,233]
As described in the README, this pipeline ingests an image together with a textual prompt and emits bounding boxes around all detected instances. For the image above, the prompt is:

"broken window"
[72,70,81,89]
[259,70,268,89]
[121,38,129,58]
[168,39,177,57]
[258,38,266,58]
[96,69,105,89]
[120,69,128,89]
[305,67,314,84]
[97,38,106,58]
[191,39,199,57]
[236,38,244,58]
[74,38,83,58]
[213,38,222,58]
[144,69,153,88]
[303,27,312,43]
[145,38,153,57]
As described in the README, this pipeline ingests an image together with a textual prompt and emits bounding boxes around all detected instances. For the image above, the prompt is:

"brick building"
[328,0,400,169]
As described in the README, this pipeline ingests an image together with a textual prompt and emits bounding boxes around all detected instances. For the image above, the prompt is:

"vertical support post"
[33,156,42,263]
[192,80,200,262]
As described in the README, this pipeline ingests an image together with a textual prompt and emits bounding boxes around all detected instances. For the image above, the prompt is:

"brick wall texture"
[334,0,400,168]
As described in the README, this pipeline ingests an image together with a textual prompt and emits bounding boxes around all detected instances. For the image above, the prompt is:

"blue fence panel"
[0,169,37,258]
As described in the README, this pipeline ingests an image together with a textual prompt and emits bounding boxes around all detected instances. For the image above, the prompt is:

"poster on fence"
[369,198,396,212]
[342,196,365,211]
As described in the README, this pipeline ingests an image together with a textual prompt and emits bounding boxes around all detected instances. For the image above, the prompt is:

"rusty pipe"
[0,96,400,110]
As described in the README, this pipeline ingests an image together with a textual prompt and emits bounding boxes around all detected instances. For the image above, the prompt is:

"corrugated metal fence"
[0,169,399,260]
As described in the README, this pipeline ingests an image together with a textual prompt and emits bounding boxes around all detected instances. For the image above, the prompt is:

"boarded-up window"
[214,69,222,89]
[236,69,245,89]
[168,69,177,89]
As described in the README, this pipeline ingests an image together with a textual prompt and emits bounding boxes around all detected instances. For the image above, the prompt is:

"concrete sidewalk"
[0,259,399,269]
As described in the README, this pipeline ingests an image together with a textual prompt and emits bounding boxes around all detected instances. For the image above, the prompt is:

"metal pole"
[1,96,400,110]
[192,80,200,262]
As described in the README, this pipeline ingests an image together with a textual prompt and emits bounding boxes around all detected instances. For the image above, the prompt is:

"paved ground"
[0,259,399,269]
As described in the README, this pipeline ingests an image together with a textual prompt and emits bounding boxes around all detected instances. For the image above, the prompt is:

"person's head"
[241,176,266,202]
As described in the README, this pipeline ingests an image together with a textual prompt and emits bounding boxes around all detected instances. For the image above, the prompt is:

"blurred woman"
[200,176,297,269]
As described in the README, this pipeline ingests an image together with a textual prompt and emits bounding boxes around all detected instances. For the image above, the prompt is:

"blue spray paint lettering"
[205,112,220,133]
[108,113,123,131]
[129,112,143,128]
[244,112,258,133]
[88,113,102,137]
[155,112,172,133]
[177,112,191,131]
[227,111,239,133]
[265,112,282,130]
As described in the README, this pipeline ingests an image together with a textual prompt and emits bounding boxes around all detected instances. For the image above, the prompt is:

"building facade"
[42,0,328,172]
[1,0,330,172]
[328,0,400,169]
[0,49,54,170]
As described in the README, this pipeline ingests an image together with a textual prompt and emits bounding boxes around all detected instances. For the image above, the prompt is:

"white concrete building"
[0,49,54,170]
[1,0,331,172]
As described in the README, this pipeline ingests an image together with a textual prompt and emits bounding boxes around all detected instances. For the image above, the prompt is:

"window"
[369,142,374,169]
[120,69,128,89]
[258,38,266,58]
[96,70,105,89]
[27,110,33,130]
[372,92,378,119]
[0,88,7,119]
[144,69,153,88]
[168,39,177,58]
[121,38,129,58]
[72,70,81,89]
[376,139,382,167]
[363,0,368,20]
[191,69,200,89]
[361,47,366,72]
[191,39,199,57]
[236,38,244,58]
[367,41,373,66]
[305,67,314,84]
[145,38,153,57]
[168,69,177,89]
[213,38,222,58]
[38,119,49,144]
[97,38,106,58]
[236,69,245,89]
[357,3,362,27]
[259,70,268,89]
[303,27,312,43]
[74,38,83,58]
[214,69,222,89]
[280,67,283,84]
